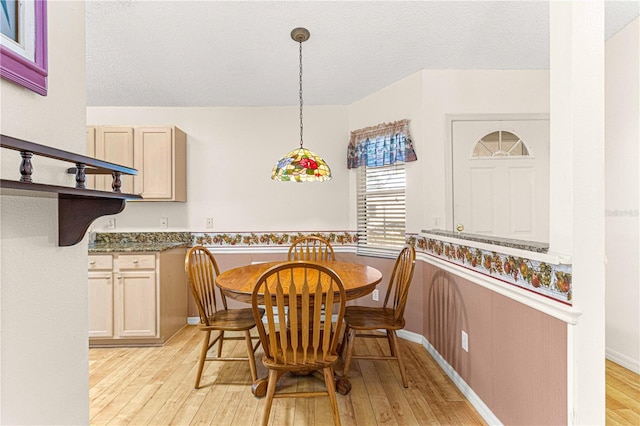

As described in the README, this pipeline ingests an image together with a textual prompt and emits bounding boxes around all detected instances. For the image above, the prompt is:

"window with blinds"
[356,163,406,256]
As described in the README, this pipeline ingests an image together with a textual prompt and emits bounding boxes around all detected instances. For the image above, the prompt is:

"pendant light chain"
[298,40,304,148]
[271,27,332,182]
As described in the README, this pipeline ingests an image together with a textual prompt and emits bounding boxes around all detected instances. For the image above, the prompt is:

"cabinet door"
[97,127,135,193]
[115,270,157,337]
[88,272,114,338]
[134,127,174,200]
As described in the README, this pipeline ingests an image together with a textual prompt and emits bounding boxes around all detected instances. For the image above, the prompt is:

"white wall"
[605,16,640,373]
[347,69,550,235]
[95,70,551,240]
[550,3,606,424]
[420,70,550,235]
[86,106,349,233]
[0,1,89,424]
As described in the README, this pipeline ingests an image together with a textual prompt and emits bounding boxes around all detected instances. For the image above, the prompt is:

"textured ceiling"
[85,1,640,107]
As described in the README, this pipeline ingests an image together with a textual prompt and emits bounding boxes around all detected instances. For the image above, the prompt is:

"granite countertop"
[89,232,193,253]
[88,241,189,253]
[421,229,549,253]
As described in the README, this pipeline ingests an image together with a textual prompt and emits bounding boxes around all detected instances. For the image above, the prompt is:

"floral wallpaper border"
[96,231,571,305]
[191,231,358,247]
[409,235,573,305]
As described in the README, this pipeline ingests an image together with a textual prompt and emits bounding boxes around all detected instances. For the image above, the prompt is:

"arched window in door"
[472,130,530,158]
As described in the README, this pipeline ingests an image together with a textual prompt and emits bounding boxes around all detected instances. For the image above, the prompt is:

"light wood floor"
[606,359,640,426]
[90,325,486,425]
[90,325,639,425]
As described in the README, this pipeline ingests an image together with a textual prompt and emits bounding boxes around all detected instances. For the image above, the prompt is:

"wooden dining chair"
[185,246,264,389]
[288,236,335,261]
[340,244,416,388]
[251,261,347,426]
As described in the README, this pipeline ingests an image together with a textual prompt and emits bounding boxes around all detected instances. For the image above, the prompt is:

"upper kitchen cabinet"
[94,126,135,194]
[134,127,187,201]
[88,125,187,201]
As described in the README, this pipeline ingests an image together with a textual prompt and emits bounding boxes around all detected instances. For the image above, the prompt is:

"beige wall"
[0,1,89,424]
[605,16,640,373]
[86,106,349,233]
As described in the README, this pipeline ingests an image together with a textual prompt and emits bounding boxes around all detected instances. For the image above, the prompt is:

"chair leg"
[217,330,225,358]
[323,367,342,426]
[244,330,258,382]
[386,331,396,356]
[340,324,350,359]
[342,328,357,380]
[389,330,408,388]
[195,330,211,389]
[261,369,279,426]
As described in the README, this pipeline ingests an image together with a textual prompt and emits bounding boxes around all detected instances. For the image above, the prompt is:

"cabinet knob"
[133,259,139,264]
[89,260,96,265]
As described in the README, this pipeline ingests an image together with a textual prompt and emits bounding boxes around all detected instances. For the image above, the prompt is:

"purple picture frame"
[0,0,48,95]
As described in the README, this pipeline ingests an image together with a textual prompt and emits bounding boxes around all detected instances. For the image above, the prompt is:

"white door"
[452,119,549,243]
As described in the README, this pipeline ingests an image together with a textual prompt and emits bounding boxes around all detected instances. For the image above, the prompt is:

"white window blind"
[357,163,406,256]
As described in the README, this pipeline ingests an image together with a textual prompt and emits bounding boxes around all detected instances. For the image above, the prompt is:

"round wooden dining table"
[216,260,383,304]
[215,260,383,396]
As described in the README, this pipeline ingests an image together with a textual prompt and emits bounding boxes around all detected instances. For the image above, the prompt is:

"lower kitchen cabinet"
[88,248,187,346]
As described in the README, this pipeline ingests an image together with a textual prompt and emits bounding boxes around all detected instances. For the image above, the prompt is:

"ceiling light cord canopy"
[271,28,332,183]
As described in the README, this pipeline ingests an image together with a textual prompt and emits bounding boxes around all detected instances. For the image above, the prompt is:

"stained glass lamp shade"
[271,147,331,182]
[271,27,332,183]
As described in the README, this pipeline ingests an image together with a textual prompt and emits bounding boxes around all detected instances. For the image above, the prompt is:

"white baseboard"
[397,329,503,426]
[605,347,640,374]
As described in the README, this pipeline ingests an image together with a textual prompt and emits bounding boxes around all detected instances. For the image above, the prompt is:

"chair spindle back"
[382,245,416,323]
[252,262,346,366]
[288,236,335,262]
[185,246,227,326]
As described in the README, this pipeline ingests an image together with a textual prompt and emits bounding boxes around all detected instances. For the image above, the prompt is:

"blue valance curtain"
[347,119,418,169]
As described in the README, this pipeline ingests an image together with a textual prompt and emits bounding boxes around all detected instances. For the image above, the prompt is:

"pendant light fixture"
[271,27,332,182]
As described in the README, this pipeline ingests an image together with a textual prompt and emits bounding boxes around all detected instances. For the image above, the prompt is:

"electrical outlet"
[206,218,214,228]
[433,216,439,227]
[461,330,469,352]
[160,217,168,228]
[107,218,116,229]
[372,289,379,301]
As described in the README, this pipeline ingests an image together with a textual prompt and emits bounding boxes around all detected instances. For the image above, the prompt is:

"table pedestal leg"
[335,373,352,395]
[251,377,268,397]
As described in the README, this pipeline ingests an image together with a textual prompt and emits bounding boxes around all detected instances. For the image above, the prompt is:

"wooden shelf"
[1,134,142,246]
